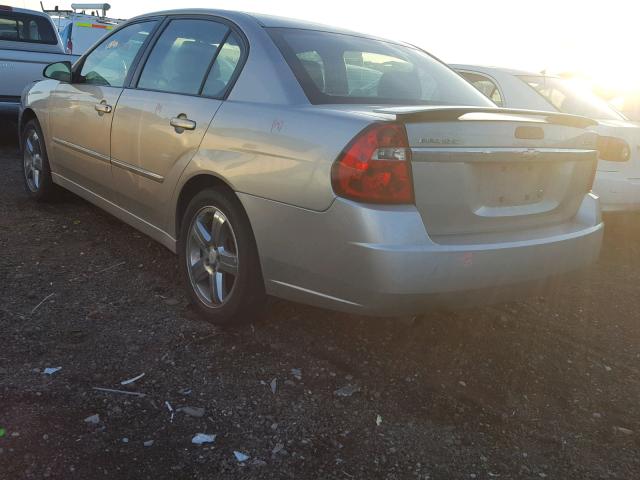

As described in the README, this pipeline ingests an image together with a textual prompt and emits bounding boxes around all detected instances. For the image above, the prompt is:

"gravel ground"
[1,127,640,479]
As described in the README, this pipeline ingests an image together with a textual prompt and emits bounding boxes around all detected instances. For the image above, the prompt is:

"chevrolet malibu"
[20,9,603,325]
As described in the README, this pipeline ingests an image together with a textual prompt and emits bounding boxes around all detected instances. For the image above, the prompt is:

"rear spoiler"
[373,106,598,129]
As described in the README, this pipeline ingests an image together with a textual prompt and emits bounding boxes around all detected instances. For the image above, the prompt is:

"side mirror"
[43,61,72,83]
[597,135,631,162]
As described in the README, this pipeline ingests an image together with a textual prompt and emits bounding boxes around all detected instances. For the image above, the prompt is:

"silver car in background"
[455,65,640,211]
[19,10,603,325]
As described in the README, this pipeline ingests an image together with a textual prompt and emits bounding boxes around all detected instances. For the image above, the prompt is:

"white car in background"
[455,65,640,211]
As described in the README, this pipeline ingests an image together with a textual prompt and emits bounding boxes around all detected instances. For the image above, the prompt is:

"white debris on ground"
[43,367,62,375]
[191,433,216,445]
[165,401,174,422]
[120,372,145,385]
[234,451,250,462]
[84,414,100,424]
[270,378,277,394]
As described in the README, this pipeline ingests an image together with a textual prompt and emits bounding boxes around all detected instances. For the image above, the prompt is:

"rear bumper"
[240,192,603,316]
[594,170,640,212]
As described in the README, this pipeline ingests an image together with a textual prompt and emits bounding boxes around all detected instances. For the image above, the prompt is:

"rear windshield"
[519,75,626,121]
[269,28,493,106]
[0,12,57,45]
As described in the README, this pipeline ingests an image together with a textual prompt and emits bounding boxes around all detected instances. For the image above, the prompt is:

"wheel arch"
[19,108,39,149]
[175,173,242,238]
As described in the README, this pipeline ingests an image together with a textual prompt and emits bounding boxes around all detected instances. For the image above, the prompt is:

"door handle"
[170,115,196,133]
[95,101,112,114]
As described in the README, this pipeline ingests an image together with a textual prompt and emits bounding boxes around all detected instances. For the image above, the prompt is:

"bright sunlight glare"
[11,0,640,97]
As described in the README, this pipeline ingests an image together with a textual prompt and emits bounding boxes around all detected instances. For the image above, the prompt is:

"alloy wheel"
[23,129,43,193]
[186,206,239,307]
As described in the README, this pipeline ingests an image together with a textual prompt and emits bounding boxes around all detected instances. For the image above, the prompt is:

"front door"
[49,20,158,197]
[110,19,245,228]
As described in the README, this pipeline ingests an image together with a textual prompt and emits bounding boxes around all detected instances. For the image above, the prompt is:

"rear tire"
[21,119,57,201]
[178,188,266,326]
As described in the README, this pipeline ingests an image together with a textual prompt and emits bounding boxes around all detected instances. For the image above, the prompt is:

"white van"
[59,15,119,54]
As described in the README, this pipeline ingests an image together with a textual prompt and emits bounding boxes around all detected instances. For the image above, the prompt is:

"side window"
[80,20,157,88]
[295,50,326,93]
[0,13,57,44]
[460,72,504,107]
[138,19,229,96]
[201,32,244,98]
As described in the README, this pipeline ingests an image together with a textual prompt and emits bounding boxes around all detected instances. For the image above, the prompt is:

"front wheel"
[178,188,266,325]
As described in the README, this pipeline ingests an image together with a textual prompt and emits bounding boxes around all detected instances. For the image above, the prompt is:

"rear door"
[109,17,245,227]
[49,19,158,197]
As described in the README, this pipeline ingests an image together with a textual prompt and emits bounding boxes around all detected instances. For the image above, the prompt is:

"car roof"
[132,8,408,45]
[0,5,54,19]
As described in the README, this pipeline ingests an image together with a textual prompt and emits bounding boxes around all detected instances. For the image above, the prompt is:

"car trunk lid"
[376,106,598,238]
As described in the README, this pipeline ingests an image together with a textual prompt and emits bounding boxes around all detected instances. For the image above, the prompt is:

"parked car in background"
[617,94,640,123]
[455,65,640,211]
[0,5,77,119]
[20,10,603,324]
[59,15,120,54]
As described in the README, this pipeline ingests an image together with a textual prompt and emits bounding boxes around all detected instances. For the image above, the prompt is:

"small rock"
[122,438,129,443]
[458,381,467,387]
[234,451,250,462]
[592,412,602,419]
[334,385,360,397]
[272,443,285,455]
[143,440,154,447]
[604,365,612,372]
[180,406,205,418]
[43,367,62,375]
[164,298,180,306]
[270,378,277,394]
[251,458,267,467]
[84,414,100,425]
[376,415,382,426]
[291,368,302,380]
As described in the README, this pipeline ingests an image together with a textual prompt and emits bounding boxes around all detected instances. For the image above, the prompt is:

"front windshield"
[519,75,626,121]
[269,28,494,106]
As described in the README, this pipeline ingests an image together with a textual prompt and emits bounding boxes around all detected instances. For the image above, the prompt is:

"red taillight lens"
[66,38,73,54]
[331,123,413,204]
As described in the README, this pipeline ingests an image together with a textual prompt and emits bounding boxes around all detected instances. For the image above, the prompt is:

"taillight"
[597,135,630,162]
[66,38,73,54]
[331,123,413,204]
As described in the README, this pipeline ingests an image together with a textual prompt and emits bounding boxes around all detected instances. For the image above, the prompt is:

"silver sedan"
[20,10,603,324]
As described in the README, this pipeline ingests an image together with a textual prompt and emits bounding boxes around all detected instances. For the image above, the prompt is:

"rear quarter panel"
[173,102,376,218]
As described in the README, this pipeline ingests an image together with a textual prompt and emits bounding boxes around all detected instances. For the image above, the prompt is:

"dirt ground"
[1,126,640,480]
